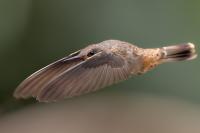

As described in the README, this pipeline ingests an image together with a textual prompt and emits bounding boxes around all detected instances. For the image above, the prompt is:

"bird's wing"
[14,50,82,99]
[36,52,131,102]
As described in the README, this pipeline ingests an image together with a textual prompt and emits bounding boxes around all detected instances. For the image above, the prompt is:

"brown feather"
[37,52,130,102]
[14,51,82,99]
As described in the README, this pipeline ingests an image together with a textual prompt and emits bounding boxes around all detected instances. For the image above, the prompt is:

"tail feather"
[161,43,197,62]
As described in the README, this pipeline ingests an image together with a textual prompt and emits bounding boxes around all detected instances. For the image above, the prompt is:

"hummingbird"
[14,40,197,102]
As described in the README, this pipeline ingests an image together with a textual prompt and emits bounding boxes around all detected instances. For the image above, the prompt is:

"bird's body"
[77,40,162,75]
[14,40,197,102]
[84,40,144,74]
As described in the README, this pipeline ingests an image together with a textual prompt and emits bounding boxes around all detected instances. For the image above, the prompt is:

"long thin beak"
[63,55,85,62]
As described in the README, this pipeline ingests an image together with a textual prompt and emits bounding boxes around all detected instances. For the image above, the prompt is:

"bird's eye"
[87,50,96,57]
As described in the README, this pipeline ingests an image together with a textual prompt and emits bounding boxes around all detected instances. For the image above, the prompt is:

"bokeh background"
[0,0,200,132]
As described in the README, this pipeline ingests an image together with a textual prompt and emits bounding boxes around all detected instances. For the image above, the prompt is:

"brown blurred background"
[0,0,200,132]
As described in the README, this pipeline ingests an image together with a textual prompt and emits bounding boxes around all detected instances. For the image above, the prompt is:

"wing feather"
[14,51,81,98]
[14,50,133,102]
[37,52,131,102]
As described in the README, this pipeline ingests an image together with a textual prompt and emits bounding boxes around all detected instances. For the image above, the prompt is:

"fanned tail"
[161,43,197,62]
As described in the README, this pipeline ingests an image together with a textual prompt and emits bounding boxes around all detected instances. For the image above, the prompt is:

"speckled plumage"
[14,40,197,102]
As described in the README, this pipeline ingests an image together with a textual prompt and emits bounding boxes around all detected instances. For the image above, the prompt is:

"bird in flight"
[14,40,197,102]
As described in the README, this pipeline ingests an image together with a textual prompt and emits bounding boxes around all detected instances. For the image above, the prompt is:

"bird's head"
[65,45,105,62]
[79,45,104,59]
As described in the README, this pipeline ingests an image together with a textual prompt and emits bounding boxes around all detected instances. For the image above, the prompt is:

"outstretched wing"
[37,52,131,102]
[14,50,82,99]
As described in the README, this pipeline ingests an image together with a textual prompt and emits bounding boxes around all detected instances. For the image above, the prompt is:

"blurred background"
[0,0,200,132]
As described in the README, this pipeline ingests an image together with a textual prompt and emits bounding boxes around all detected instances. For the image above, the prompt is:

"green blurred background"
[0,0,200,115]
